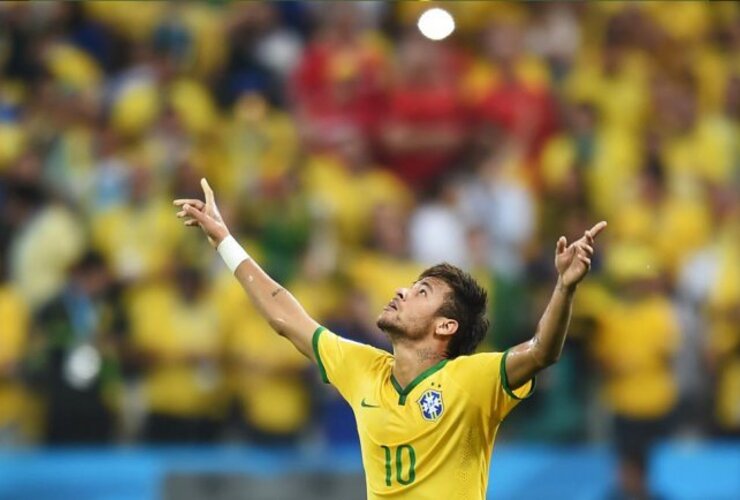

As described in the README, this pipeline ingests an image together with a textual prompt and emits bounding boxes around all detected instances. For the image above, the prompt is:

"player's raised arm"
[174,178,319,360]
[504,221,607,389]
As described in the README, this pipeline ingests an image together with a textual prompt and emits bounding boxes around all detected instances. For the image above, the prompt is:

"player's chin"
[376,311,389,328]
[376,311,399,332]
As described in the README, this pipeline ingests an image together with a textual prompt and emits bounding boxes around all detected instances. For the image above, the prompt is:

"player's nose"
[395,288,408,301]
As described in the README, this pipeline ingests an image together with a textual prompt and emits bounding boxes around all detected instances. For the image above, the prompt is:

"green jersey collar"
[390,359,448,405]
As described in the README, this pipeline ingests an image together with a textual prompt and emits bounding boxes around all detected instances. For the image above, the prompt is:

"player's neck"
[391,342,446,388]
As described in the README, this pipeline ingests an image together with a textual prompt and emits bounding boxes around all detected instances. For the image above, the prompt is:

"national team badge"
[417,389,443,421]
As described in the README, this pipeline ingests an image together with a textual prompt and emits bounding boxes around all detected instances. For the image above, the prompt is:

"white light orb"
[64,344,102,390]
[417,8,455,41]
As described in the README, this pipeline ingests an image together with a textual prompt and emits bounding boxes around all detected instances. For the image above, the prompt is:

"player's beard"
[377,311,428,342]
[377,311,407,340]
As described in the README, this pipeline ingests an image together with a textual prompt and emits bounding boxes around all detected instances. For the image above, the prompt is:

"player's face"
[377,277,451,340]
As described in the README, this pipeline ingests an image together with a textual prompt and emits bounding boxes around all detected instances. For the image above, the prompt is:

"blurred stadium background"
[0,2,738,499]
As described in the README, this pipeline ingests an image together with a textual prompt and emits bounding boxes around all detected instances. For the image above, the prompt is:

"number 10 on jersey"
[381,444,416,486]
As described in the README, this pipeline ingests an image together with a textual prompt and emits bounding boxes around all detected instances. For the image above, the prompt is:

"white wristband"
[217,235,250,273]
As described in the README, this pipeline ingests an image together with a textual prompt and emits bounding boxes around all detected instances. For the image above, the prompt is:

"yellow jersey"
[312,326,533,500]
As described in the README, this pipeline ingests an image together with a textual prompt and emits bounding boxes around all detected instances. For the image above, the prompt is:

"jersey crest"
[417,389,444,421]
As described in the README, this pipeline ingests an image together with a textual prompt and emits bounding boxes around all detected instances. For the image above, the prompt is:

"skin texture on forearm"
[531,278,575,366]
[505,278,575,389]
[232,258,319,361]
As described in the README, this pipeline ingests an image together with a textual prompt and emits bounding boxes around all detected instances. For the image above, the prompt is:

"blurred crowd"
[0,2,737,484]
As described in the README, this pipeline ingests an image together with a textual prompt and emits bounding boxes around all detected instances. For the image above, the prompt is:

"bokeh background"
[0,2,738,499]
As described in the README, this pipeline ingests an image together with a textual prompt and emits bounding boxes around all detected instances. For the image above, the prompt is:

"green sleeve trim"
[312,326,329,384]
[500,349,535,400]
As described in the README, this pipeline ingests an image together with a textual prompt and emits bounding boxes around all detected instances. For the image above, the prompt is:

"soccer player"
[175,179,606,499]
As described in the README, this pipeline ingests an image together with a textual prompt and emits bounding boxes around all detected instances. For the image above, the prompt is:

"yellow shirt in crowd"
[592,294,679,419]
[0,285,30,428]
[93,201,181,280]
[303,155,412,246]
[225,274,339,435]
[128,283,226,419]
[708,226,740,430]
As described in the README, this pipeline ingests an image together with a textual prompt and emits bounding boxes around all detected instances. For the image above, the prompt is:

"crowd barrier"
[1,442,738,499]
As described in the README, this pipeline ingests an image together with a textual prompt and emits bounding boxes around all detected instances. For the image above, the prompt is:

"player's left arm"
[505,221,607,389]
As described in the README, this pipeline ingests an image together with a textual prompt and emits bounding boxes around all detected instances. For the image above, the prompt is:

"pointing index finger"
[589,221,607,239]
[201,178,215,205]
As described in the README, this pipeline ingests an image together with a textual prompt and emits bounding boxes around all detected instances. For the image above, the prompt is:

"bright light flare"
[417,8,455,41]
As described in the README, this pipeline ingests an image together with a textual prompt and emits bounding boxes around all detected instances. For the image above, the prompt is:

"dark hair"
[419,263,489,359]
[70,251,107,275]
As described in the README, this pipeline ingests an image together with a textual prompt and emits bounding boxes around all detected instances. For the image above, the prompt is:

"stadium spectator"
[591,245,680,500]
[0,249,31,446]
[679,187,740,436]
[219,91,301,205]
[128,262,226,443]
[409,174,470,269]
[91,166,182,282]
[29,251,122,444]
[241,168,313,285]
[378,32,469,191]
[291,3,388,153]
[459,142,536,279]
[4,170,86,311]
[226,250,338,444]
[469,20,559,169]
[302,129,411,247]
[347,202,423,317]
[216,2,302,108]
[525,3,581,83]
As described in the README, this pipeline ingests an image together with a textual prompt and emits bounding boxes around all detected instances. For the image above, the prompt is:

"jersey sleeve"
[311,325,388,403]
[460,350,535,422]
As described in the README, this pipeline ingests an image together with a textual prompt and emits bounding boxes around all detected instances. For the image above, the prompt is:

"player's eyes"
[420,289,427,296]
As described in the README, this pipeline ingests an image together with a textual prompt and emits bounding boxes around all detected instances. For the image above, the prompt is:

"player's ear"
[435,318,458,337]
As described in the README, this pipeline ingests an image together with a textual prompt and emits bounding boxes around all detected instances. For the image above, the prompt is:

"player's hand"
[174,178,230,248]
[555,221,607,290]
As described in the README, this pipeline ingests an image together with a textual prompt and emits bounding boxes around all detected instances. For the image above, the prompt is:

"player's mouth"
[384,300,399,312]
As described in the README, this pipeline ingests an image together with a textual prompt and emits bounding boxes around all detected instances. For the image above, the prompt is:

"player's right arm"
[174,178,319,361]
